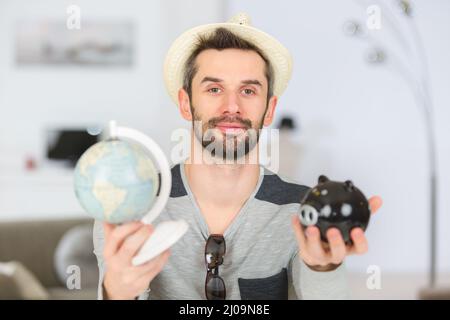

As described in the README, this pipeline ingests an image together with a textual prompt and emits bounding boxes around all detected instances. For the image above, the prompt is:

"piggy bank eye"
[320,204,332,218]
[341,203,352,217]
[299,204,319,226]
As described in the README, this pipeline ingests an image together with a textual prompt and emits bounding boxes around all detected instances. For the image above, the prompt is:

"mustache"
[207,115,252,129]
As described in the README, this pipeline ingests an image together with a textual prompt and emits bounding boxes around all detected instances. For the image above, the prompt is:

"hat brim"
[163,22,293,106]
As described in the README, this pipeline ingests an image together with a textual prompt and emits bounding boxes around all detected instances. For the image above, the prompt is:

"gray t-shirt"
[93,162,350,300]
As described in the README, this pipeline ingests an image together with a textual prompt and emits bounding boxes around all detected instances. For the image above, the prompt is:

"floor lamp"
[343,0,444,298]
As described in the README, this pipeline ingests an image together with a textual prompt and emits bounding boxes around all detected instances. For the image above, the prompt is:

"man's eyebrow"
[200,77,263,87]
[200,77,223,84]
[241,79,262,87]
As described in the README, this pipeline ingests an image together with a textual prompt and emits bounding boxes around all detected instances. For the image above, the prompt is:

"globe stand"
[108,121,188,266]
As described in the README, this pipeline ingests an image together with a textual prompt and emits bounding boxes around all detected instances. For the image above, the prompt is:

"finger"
[291,215,307,249]
[103,222,143,258]
[147,250,171,274]
[327,228,347,264]
[305,226,328,264]
[116,250,169,288]
[118,224,154,261]
[369,196,383,215]
[345,243,356,255]
[152,249,171,273]
[138,250,171,283]
[350,228,368,254]
[133,249,170,276]
[103,222,115,240]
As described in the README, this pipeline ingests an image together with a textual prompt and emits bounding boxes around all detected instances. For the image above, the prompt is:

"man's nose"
[221,92,241,114]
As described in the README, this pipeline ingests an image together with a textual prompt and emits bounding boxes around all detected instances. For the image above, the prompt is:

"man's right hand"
[102,222,171,300]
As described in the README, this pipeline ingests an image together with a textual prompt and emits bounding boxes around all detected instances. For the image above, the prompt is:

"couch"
[0,218,98,300]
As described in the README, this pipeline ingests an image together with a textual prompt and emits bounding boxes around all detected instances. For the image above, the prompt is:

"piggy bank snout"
[299,204,319,226]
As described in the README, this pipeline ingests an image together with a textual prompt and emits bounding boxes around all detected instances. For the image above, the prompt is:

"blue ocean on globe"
[73,139,159,224]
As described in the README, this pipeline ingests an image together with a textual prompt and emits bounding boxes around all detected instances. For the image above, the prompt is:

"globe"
[73,139,160,224]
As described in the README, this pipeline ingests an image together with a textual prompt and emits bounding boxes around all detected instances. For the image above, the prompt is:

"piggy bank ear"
[318,175,329,184]
[344,180,355,191]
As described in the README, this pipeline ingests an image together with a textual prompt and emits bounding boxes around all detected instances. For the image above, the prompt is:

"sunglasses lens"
[205,235,226,268]
[205,272,226,300]
[205,235,226,300]
[206,235,226,255]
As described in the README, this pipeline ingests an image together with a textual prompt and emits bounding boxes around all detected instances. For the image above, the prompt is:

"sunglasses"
[204,234,226,300]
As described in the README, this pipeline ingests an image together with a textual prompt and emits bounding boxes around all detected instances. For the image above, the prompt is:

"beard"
[191,106,265,161]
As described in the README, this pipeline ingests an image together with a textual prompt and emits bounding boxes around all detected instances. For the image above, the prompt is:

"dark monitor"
[47,129,100,166]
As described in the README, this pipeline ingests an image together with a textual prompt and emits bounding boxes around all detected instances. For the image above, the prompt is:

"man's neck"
[184,139,261,209]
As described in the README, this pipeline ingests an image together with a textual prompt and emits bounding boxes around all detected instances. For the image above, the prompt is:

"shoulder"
[255,167,310,205]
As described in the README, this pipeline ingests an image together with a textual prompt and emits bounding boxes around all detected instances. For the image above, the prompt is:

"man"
[93,13,382,300]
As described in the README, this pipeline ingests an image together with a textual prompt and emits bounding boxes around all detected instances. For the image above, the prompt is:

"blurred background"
[0,0,449,299]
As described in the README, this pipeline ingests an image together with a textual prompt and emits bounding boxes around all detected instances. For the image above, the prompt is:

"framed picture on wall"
[15,20,134,66]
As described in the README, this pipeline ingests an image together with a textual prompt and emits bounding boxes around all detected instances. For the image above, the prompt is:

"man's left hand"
[291,196,383,271]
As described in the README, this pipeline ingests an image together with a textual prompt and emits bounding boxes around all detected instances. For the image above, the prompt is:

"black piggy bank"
[298,175,371,244]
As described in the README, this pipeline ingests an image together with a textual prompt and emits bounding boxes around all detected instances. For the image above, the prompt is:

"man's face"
[179,48,277,161]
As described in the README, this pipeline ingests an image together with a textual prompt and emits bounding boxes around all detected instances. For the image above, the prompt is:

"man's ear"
[263,95,278,127]
[178,88,193,121]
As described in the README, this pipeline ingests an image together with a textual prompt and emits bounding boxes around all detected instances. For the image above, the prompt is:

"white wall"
[0,0,224,219]
[226,0,450,275]
[0,0,225,163]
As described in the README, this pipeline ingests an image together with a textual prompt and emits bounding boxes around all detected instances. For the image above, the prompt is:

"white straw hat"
[163,12,293,106]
